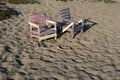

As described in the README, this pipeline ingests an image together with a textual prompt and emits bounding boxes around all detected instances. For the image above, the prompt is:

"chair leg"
[81,19,85,33]
[71,24,74,38]
[38,38,42,46]
[81,27,83,33]
[30,26,33,41]
[71,34,73,38]
[71,31,74,38]
[30,33,33,41]
[54,36,57,40]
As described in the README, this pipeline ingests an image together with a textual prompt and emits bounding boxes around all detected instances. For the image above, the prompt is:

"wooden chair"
[28,12,57,44]
[59,8,85,38]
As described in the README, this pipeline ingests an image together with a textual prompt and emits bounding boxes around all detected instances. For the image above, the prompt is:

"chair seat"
[40,28,56,37]
[32,27,47,32]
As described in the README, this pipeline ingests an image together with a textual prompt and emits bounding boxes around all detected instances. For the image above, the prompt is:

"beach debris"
[55,45,68,51]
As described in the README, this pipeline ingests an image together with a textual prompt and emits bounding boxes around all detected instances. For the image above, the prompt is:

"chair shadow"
[56,22,70,38]
[83,18,97,32]
[0,7,20,21]
[73,18,98,38]
[11,8,21,16]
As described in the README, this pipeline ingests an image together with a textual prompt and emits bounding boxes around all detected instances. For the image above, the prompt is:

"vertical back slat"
[29,12,46,26]
[59,8,71,22]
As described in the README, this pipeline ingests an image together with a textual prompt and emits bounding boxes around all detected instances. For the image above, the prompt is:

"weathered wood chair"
[28,12,57,44]
[59,8,85,38]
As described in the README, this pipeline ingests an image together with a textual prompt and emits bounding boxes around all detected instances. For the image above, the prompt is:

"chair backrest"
[29,12,47,26]
[59,8,71,22]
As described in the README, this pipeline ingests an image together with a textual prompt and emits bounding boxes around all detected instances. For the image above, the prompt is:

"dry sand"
[0,0,120,80]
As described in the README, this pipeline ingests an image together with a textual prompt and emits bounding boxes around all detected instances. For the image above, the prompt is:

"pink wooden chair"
[28,12,57,44]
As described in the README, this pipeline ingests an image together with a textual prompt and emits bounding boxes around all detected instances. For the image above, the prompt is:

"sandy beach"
[0,0,120,80]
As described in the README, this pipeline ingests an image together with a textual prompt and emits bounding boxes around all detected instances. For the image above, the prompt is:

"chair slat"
[29,13,46,26]
[59,8,72,22]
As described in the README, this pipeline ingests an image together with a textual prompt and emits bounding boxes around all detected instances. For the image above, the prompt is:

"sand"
[0,0,120,80]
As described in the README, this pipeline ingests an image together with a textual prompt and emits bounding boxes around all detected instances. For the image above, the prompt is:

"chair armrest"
[28,21,39,28]
[47,20,56,25]
[77,19,83,24]
[77,18,85,26]
[46,20,57,29]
